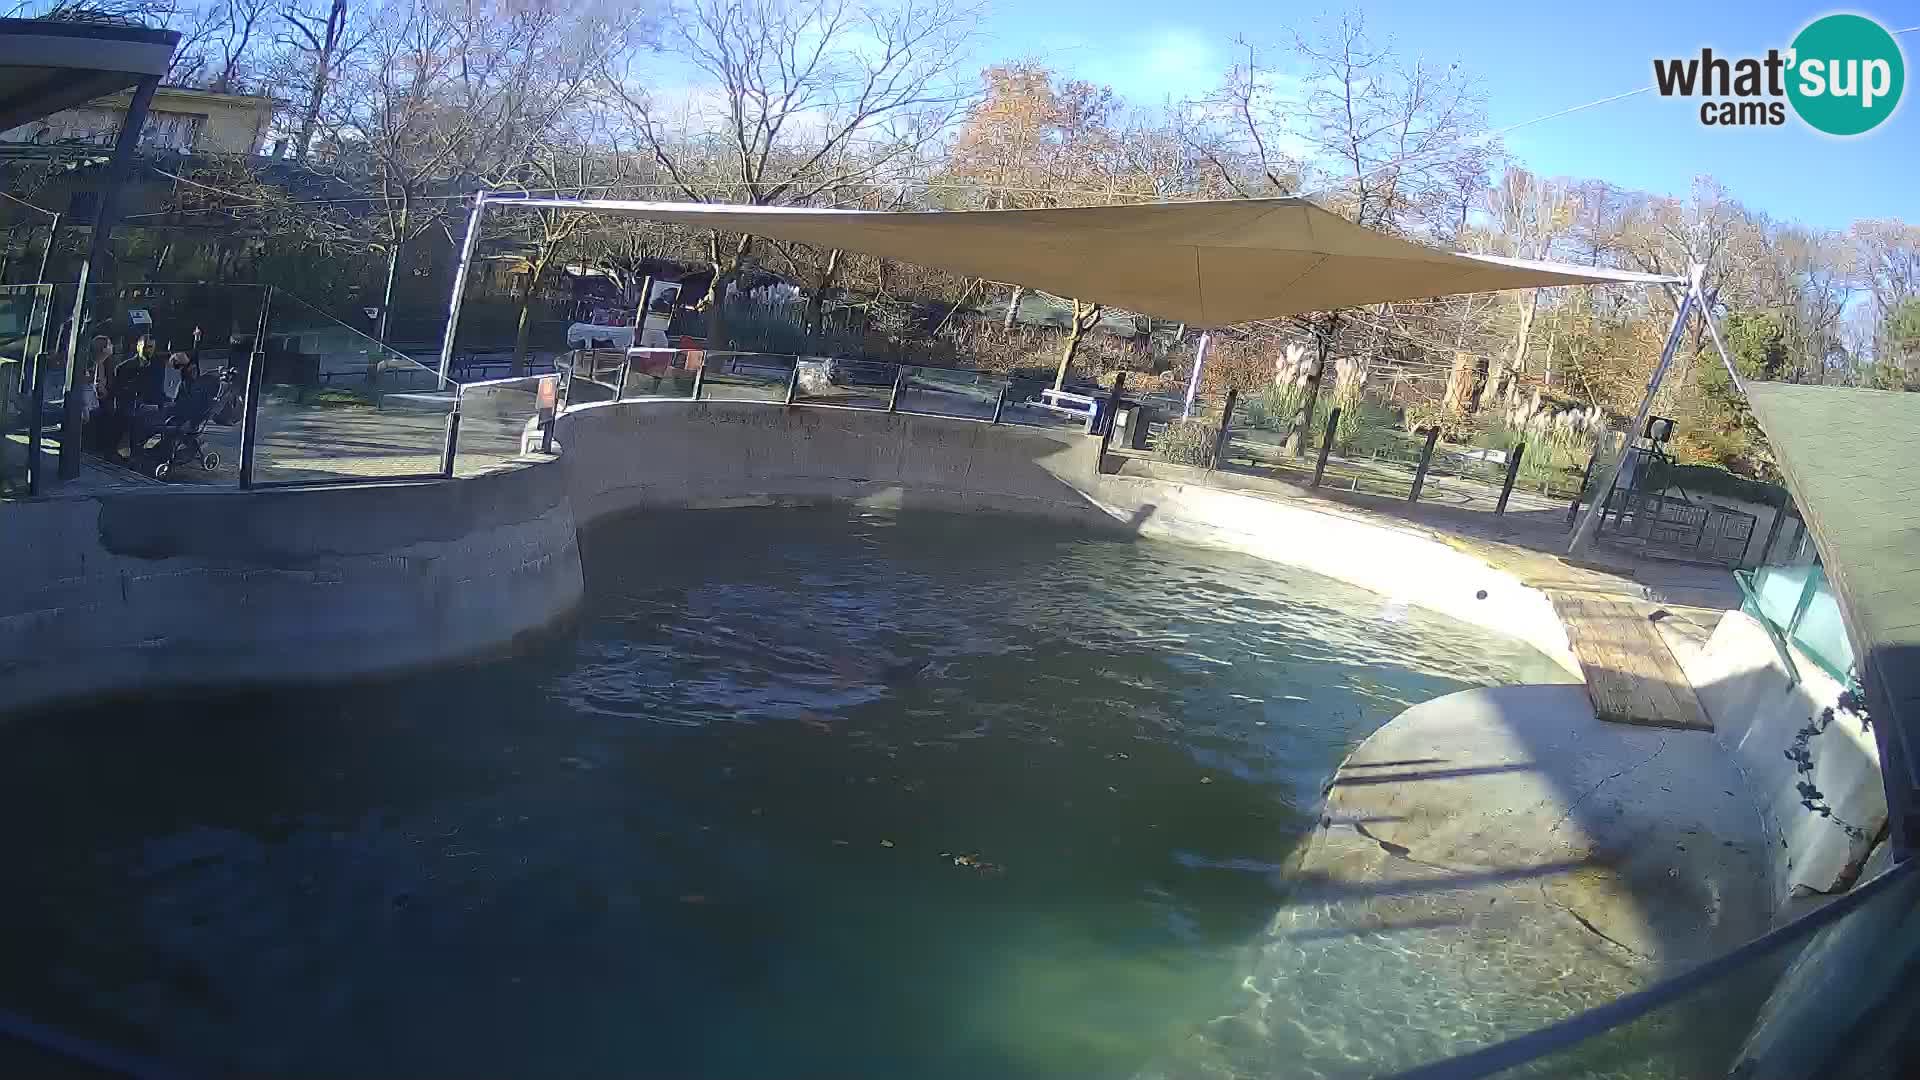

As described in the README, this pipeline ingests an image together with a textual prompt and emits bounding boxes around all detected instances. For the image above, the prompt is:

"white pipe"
[439,191,489,385]
[1183,332,1211,418]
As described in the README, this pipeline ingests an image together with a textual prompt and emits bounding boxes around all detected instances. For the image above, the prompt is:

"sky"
[982,0,1920,230]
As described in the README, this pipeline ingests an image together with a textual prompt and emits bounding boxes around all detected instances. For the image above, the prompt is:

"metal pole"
[34,211,58,284]
[1209,387,1238,469]
[1569,264,1701,558]
[1182,332,1210,418]
[24,348,47,493]
[440,385,462,478]
[887,364,906,413]
[1096,372,1127,466]
[615,353,630,399]
[1695,284,1744,394]
[1312,406,1340,488]
[632,273,655,335]
[991,384,1007,424]
[238,286,273,489]
[690,363,704,401]
[1495,441,1526,516]
[438,190,489,384]
[1567,455,1596,527]
[784,360,800,404]
[1408,426,1442,503]
[55,259,90,479]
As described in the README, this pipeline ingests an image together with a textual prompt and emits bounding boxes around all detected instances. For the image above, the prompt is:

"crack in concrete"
[1548,735,1672,837]
[1540,883,1647,960]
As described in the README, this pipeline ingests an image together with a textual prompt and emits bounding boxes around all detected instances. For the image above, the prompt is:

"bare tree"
[603,0,984,348]
[280,0,361,160]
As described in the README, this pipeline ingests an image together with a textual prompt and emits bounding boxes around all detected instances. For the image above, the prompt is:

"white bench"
[1032,388,1098,418]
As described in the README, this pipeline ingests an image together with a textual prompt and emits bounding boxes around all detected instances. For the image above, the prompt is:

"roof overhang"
[1745,382,1920,845]
[484,195,1683,326]
[0,18,178,135]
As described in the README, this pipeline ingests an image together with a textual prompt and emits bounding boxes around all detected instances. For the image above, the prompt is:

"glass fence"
[1738,559,1856,682]
[250,289,455,486]
[0,284,54,496]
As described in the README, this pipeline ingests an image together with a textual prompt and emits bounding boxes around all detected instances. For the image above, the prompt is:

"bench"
[1032,387,1098,418]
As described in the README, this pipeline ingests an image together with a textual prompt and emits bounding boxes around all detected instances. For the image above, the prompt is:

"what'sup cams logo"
[1654,13,1905,135]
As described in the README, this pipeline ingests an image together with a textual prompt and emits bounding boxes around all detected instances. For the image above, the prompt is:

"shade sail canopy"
[490,195,1680,326]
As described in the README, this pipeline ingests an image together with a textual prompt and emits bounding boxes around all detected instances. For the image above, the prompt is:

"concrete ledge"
[1170,684,1771,1076]
[0,459,584,715]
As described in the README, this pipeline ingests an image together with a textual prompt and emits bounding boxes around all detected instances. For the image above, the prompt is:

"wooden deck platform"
[1549,591,1711,731]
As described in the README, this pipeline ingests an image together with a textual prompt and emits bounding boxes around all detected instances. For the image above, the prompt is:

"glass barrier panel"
[788,356,892,409]
[1786,564,1854,680]
[564,349,625,405]
[454,376,551,473]
[696,352,798,402]
[0,285,53,495]
[253,290,454,485]
[620,349,697,401]
[897,365,1008,421]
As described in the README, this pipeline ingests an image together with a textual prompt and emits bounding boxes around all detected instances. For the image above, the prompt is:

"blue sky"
[983,1,1919,230]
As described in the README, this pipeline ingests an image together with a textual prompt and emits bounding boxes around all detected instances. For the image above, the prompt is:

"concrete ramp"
[1550,590,1711,731]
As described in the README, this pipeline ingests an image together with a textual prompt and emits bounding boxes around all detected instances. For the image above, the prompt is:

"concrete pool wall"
[0,397,1623,713]
[560,400,1580,674]
[0,460,582,715]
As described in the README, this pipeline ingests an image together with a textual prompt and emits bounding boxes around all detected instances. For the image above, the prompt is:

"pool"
[0,506,1575,1077]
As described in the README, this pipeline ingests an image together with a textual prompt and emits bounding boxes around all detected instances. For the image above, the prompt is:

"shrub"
[1153,417,1220,466]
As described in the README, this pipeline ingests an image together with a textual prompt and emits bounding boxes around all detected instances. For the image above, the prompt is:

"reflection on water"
[0,507,1571,1078]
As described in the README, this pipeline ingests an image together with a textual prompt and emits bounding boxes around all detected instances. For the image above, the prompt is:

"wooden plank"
[1549,592,1711,731]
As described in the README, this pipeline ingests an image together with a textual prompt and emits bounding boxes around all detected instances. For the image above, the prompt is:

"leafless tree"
[603,0,984,348]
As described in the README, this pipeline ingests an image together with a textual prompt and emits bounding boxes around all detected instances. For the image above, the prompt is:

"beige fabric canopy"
[492,195,1679,326]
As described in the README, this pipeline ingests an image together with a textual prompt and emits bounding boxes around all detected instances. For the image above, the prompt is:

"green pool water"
[0,506,1576,1077]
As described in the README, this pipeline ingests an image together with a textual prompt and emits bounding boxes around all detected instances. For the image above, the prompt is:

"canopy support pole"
[1182,332,1210,418]
[1568,263,1704,560]
[439,191,490,385]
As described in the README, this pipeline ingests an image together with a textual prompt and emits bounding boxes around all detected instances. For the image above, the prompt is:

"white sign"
[127,308,152,326]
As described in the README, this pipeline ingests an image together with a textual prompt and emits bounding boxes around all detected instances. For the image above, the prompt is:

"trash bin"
[1111,401,1153,449]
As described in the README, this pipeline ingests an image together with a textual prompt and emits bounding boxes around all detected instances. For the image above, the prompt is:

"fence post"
[1209,387,1238,470]
[1312,406,1341,489]
[614,353,630,399]
[1407,426,1441,503]
[784,360,800,405]
[1495,442,1526,516]
[1095,372,1127,465]
[1566,456,1597,527]
[888,364,906,413]
[690,363,705,401]
[991,384,1007,424]
[238,285,274,489]
[440,385,463,478]
[1756,496,1790,566]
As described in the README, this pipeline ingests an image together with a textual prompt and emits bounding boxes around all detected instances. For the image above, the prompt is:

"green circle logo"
[1787,14,1905,136]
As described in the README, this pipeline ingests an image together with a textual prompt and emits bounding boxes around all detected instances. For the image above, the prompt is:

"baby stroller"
[133,367,237,481]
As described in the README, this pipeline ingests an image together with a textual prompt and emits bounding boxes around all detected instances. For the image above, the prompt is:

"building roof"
[485,195,1683,326]
[1744,382,1920,830]
[0,18,178,134]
